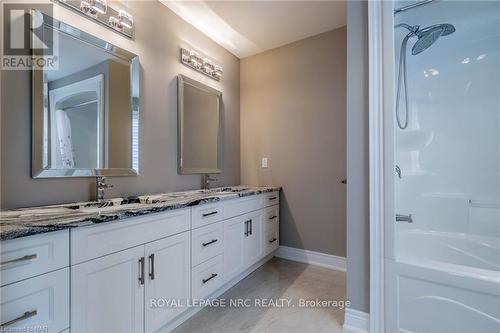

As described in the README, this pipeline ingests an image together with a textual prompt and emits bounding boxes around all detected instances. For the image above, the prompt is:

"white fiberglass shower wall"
[388,1,500,332]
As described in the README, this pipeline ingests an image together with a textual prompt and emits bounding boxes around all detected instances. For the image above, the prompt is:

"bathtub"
[398,229,500,273]
[386,229,500,333]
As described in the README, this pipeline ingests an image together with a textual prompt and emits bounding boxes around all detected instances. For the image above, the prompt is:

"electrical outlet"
[261,157,268,168]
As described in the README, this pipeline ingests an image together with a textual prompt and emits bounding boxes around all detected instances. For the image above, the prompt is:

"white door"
[144,232,191,333]
[244,211,264,267]
[71,245,145,333]
[223,216,246,280]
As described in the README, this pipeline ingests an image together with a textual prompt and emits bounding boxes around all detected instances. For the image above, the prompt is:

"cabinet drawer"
[0,230,69,287]
[192,202,224,229]
[191,254,224,299]
[71,208,190,264]
[224,195,263,219]
[264,226,279,256]
[263,191,280,207]
[191,222,224,267]
[0,268,69,333]
[263,205,279,226]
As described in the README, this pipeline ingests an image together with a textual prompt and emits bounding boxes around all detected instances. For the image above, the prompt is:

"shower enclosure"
[369,1,500,332]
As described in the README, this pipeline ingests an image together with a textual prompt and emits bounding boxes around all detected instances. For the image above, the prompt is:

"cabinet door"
[71,246,145,333]
[144,232,190,333]
[244,211,264,267]
[223,216,246,280]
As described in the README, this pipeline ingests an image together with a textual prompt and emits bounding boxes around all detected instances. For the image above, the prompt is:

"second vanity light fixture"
[180,48,223,81]
[56,0,134,38]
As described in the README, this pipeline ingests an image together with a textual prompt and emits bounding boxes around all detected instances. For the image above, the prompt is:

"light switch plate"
[261,157,268,168]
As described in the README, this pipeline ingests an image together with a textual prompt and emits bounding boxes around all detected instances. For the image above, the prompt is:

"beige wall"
[240,28,347,257]
[346,0,370,313]
[1,1,240,209]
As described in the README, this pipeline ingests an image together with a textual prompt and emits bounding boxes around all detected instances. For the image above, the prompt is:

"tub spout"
[396,214,413,223]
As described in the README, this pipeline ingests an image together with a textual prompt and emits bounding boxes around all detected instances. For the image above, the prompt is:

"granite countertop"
[0,186,280,241]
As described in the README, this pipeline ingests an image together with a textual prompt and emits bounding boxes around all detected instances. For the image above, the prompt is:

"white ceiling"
[160,1,346,59]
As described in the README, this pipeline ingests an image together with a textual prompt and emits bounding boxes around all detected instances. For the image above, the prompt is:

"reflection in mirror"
[178,75,222,174]
[32,10,139,178]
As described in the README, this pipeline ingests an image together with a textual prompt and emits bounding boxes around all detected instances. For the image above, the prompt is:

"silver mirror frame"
[177,74,222,175]
[31,10,139,178]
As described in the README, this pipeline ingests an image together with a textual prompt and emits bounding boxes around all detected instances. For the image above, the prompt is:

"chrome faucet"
[202,174,217,190]
[396,214,413,223]
[95,176,114,202]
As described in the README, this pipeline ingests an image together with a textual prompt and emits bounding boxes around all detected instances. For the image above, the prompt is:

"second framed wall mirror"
[177,75,222,175]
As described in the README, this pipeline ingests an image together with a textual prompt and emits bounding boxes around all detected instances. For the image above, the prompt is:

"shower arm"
[395,23,420,35]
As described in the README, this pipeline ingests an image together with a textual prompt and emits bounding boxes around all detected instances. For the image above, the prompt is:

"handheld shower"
[395,23,455,130]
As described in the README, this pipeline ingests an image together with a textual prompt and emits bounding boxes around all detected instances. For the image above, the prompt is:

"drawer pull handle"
[202,273,218,284]
[0,254,37,266]
[139,257,145,285]
[202,211,218,217]
[0,310,37,328]
[269,215,278,220]
[202,239,218,247]
[269,238,278,243]
[269,197,277,201]
[149,254,155,280]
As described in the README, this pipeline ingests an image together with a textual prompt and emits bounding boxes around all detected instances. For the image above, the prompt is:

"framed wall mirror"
[178,75,222,174]
[31,10,139,178]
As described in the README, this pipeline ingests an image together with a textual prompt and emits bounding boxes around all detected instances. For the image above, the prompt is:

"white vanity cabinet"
[70,245,145,333]
[223,210,265,281]
[145,232,191,333]
[70,209,192,333]
[71,232,191,333]
[0,231,70,333]
[1,189,280,333]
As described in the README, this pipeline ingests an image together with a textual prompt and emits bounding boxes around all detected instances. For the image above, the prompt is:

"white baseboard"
[274,245,346,272]
[343,308,370,333]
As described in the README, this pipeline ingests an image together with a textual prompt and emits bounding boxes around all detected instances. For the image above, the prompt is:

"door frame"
[368,1,396,332]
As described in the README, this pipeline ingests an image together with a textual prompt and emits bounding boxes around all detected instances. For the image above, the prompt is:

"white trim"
[343,308,370,333]
[368,1,396,333]
[274,246,346,272]
[161,254,274,333]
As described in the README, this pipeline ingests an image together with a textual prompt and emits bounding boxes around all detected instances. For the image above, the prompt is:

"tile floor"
[173,257,346,333]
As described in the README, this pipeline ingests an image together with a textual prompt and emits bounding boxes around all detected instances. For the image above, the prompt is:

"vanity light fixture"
[55,0,134,38]
[108,9,134,32]
[180,48,222,81]
[89,0,107,14]
[118,9,133,29]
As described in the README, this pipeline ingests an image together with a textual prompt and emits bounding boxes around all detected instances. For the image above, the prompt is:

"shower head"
[395,23,456,55]
[412,24,455,55]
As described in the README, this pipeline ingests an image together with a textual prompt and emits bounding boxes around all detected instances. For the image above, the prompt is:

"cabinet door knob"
[148,254,155,280]
[138,257,145,285]
[269,238,278,243]
[341,179,347,184]
[244,220,250,236]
